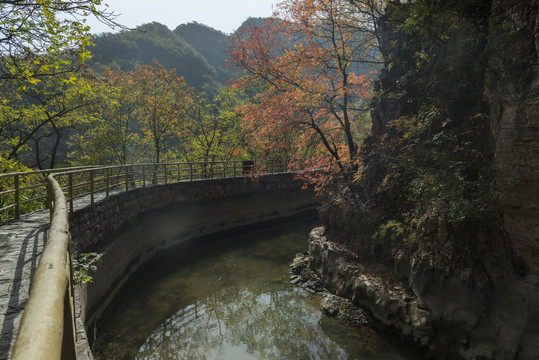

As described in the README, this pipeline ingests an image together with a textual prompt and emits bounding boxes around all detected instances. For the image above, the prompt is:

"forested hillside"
[173,22,235,85]
[88,16,375,92]
[89,22,222,91]
[87,19,271,91]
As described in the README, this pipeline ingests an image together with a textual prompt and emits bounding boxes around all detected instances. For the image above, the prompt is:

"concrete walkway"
[0,189,125,360]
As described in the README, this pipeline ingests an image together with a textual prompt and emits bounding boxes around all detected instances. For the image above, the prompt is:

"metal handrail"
[0,159,290,222]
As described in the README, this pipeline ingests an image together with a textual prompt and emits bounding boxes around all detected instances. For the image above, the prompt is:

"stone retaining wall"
[67,174,318,358]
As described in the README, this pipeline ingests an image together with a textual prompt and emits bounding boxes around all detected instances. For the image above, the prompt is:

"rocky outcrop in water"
[305,228,433,348]
[306,226,539,360]
[290,251,371,327]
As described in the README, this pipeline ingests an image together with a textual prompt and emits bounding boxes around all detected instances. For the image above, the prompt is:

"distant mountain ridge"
[174,22,235,85]
[88,19,265,92]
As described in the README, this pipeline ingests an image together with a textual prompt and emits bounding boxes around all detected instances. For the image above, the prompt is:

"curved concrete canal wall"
[68,173,318,357]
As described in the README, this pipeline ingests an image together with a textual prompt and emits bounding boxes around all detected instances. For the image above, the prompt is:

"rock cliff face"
[311,1,539,359]
[487,0,539,272]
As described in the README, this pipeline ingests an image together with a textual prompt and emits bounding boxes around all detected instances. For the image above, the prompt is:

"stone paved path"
[0,211,49,360]
[0,189,125,360]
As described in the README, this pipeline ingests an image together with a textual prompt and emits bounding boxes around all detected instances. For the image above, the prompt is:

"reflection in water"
[136,287,346,360]
[94,216,423,360]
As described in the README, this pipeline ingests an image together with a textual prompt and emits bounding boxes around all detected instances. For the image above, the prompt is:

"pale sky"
[87,0,279,34]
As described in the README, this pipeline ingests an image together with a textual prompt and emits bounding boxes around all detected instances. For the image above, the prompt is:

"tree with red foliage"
[228,0,379,190]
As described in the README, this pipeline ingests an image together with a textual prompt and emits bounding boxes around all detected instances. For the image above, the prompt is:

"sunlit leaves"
[0,0,118,83]
[0,62,99,168]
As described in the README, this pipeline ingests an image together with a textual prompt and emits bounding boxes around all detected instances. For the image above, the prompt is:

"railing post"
[125,166,129,192]
[233,161,237,178]
[106,168,110,197]
[142,165,146,187]
[177,163,180,182]
[190,163,193,181]
[14,174,20,219]
[68,173,73,214]
[46,178,53,218]
[44,171,50,211]
[210,162,214,179]
[164,164,168,184]
[90,170,94,205]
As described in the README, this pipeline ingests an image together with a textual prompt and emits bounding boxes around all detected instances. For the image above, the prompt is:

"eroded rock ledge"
[290,251,372,327]
[299,227,539,360]
[293,227,431,344]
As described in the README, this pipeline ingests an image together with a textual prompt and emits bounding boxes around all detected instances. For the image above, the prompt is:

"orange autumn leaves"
[228,0,378,190]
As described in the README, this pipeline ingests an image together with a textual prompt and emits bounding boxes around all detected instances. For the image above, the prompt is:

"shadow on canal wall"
[68,173,318,358]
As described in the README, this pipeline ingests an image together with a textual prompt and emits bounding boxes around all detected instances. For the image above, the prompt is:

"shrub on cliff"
[327,0,509,267]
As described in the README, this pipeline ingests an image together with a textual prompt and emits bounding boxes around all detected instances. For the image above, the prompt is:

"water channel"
[93,215,424,360]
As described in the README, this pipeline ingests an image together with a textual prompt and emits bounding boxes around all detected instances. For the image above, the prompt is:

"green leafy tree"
[0,0,121,169]
[179,87,245,163]
[68,68,143,165]
[0,0,118,83]
[0,69,100,168]
[132,60,192,164]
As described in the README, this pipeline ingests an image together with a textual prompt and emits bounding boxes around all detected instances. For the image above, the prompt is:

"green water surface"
[93,216,424,360]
